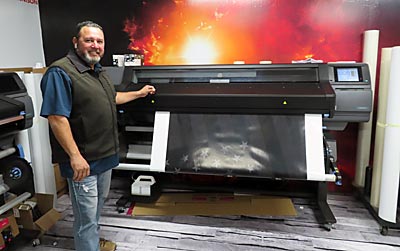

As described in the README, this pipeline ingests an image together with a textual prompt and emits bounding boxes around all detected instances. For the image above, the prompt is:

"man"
[40,21,155,251]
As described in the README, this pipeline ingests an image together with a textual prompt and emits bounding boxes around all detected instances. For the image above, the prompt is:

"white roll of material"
[354,30,379,187]
[378,46,400,223]
[23,73,56,196]
[370,48,392,208]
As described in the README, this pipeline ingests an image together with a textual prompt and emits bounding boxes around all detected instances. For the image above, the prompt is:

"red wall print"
[123,0,369,65]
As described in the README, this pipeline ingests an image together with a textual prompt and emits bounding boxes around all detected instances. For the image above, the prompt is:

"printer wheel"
[0,155,35,196]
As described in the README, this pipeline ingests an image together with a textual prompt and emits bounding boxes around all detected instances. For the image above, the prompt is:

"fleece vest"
[48,56,119,163]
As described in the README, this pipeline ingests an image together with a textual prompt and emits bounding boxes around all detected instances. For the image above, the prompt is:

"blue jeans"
[67,170,112,251]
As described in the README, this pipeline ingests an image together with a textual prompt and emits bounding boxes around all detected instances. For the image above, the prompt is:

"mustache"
[87,49,101,55]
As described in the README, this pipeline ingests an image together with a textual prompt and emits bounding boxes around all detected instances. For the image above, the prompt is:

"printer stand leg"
[316,181,336,230]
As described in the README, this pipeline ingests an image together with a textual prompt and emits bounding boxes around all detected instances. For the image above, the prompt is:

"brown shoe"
[99,238,116,251]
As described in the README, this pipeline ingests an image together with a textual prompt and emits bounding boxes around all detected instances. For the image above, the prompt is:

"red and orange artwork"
[123,0,372,65]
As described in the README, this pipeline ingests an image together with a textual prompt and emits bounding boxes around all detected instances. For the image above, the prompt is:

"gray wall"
[0,0,45,68]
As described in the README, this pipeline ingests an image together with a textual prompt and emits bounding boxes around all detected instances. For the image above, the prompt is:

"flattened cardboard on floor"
[130,193,297,216]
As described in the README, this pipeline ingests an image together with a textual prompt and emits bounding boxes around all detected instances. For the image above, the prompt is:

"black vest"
[48,54,119,163]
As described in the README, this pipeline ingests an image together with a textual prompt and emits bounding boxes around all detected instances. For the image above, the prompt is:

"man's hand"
[70,154,90,181]
[116,85,156,104]
[138,84,156,98]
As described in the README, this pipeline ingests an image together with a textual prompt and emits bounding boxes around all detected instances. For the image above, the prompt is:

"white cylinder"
[354,30,379,187]
[370,48,392,208]
[378,46,400,223]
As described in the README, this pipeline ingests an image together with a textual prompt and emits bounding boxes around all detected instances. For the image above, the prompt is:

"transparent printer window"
[336,68,360,82]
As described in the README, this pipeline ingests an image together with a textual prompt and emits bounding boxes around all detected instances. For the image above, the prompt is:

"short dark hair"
[76,21,103,38]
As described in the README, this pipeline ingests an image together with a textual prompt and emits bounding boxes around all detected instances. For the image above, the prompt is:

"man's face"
[74,26,105,66]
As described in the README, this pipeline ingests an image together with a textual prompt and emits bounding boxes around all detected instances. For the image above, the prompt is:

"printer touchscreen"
[336,67,360,82]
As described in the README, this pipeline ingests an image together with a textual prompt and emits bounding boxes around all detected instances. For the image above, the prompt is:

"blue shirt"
[40,66,119,178]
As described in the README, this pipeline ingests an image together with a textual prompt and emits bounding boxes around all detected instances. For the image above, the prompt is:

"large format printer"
[0,72,34,147]
[0,72,34,209]
[108,63,372,228]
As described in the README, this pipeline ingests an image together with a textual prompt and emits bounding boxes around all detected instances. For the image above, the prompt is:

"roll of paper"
[370,48,392,208]
[305,114,325,181]
[378,46,400,223]
[354,30,379,187]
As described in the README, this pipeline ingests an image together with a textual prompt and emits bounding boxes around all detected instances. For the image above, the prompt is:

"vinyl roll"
[304,114,325,181]
[378,46,400,223]
[370,48,392,208]
[23,73,56,196]
[354,30,379,187]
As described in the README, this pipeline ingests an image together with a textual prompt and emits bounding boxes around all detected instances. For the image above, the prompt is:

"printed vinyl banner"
[166,114,308,179]
[39,0,400,66]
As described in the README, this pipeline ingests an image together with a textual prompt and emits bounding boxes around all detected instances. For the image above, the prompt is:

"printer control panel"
[324,63,372,130]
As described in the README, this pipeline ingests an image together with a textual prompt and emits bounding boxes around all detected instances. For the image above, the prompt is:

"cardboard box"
[54,164,68,197]
[13,193,61,233]
[0,213,19,248]
[130,193,297,216]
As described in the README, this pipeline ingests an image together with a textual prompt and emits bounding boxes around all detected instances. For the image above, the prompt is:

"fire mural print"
[122,0,373,65]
